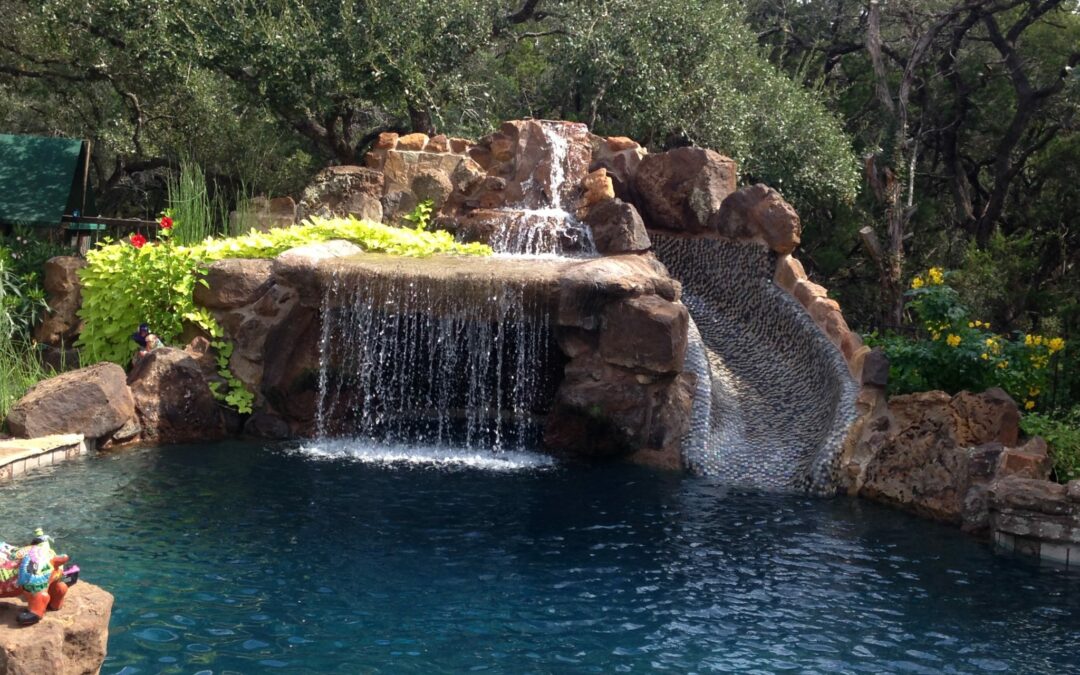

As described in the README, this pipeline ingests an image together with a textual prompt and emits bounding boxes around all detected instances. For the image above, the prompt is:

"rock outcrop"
[0,582,112,675]
[5,363,136,444]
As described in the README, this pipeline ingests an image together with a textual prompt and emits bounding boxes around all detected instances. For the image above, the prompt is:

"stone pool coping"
[0,434,89,483]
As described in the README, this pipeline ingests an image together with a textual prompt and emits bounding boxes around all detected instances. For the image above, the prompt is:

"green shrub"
[0,227,67,340]
[0,255,50,422]
[1021,409,1080,483]
[865,267,1066,410]
[75,217,492,411]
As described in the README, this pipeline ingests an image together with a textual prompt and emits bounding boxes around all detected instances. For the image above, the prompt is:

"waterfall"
[314,267,559,451]
[487,121,596,257]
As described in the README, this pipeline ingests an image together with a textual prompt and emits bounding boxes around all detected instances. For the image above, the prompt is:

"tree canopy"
[0,0,858,210]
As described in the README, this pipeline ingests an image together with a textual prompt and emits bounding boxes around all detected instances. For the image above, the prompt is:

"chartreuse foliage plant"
[865,268,1066,411]
[76,217,491,411]
[1021,408,1080,483]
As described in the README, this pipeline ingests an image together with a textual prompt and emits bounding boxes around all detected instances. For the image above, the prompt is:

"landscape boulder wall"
[0,582,112,675]
[989,476,1080,567]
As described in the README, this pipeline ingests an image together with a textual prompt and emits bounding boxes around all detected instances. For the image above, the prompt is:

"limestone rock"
[193,259,273,310]
[228,196,297,233]
[410,168,453,208]
[273,240,364,306]
[128,347,226,444]
[989,476,1080,550]
[582,198,651,254]
[296,165,384,223]
[773,255,806,293]
[396,133,429,151]
[5,363,135,442]
[544,353,694,458]
[853,388,1026,528]
[861,349,890,389]
[259,304,321,433]
[599,295,689,374]
[578,168,615,210]
[244,411,292,439]
[464,120,592,210]
[589,134,648,203]
[633,147,737,234]
[557,255,680,330]
[710,184,801,255]
[0,582,112,675]
[949,388,1020,447]
[997,437,1052,480]
[33,256,87,347]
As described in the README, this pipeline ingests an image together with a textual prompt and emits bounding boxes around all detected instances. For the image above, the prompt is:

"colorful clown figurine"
[0,528,80,625]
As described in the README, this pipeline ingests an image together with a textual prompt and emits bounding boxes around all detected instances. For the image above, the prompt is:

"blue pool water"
[1,440,1078,674]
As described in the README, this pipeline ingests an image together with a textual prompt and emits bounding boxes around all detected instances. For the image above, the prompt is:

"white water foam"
[295,438,558,472]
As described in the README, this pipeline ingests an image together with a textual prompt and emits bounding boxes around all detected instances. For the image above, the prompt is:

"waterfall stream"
[314,269,559,451]
[486,122,596,256]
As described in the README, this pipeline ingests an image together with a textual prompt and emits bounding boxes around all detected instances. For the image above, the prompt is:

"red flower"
[130,234,147,249]
[160,216,173,229]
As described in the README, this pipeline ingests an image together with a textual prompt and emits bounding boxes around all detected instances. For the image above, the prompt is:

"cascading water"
[314,266,560,452]
[486,122,596,256]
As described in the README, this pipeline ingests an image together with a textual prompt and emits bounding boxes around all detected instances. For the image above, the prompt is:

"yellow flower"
[932,332,941,341]
[946,334,961,347]
[1029,387,1040,397]
[1025,334,1033,346]
[1025,400,1036,410]
[997,361,1009,369]
[1048,337,1065,353]
[981,353,989,360]
[1035,335,1044,346]
[928,267,944,285]
[968,322,976,328]
[911,276,925,289]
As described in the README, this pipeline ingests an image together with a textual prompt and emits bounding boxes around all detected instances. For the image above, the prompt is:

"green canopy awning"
[0,133,90,227]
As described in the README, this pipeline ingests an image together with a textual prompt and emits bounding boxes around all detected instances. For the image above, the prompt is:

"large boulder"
[544,353,694,460]
[127,348,227,444]
[710,184,801,255]
[33,256,87,347]
[193,258,274,310]
[5,363,135,443]
[0,582,112,675]
[633,147,737,234]
[296,165,385,223]
[589,134,648,203]
[599,295,688,375]
[583,198,651,254]
[557,255,680,330]
[853,388,1032,528]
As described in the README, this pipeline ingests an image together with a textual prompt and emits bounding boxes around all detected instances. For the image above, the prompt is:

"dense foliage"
[867,268,1067,411]
[0,0,857,214]
[0,252,50,421]
[1021,409,1080,483]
